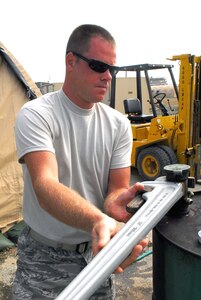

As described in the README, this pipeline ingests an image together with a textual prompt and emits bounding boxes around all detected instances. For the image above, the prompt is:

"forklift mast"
[169,55,201,178]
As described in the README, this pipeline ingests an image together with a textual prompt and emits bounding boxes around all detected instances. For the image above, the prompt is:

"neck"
[62,86,95,110]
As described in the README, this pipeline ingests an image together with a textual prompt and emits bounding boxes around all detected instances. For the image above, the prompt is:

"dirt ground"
[115,245,153,300]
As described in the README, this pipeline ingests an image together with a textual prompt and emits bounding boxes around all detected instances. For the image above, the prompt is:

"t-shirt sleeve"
[110,118,132,169]
[14,106,55,163]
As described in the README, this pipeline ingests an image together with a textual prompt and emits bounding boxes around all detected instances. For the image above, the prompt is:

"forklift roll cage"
[110,63,179,116]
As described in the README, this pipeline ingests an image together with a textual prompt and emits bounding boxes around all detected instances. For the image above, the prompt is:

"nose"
[100,69,113,81]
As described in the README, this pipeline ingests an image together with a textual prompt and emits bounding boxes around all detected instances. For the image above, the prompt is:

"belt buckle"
[76,242,88,254]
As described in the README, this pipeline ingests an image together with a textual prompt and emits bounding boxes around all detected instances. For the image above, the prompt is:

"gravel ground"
[0,247,17,300]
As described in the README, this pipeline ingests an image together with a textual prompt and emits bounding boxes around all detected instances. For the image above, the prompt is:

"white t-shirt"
[14,89,132,244]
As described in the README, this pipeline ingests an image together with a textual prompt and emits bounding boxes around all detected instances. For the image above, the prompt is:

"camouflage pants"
[12,227,115,299]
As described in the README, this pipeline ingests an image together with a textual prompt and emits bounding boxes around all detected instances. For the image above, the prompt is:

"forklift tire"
[158,145,178,164]
[137,146,171,181]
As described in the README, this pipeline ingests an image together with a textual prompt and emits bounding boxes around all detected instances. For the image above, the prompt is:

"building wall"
[36,82,63,95]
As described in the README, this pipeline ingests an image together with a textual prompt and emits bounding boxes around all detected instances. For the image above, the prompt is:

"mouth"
[97,85,107,91]
[96,86,107,95]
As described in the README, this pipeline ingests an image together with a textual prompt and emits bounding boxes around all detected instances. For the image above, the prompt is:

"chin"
[93,97,104,103]
[93,98,104,103]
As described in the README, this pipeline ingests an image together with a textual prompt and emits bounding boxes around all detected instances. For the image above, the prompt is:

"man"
[13,24,148,299]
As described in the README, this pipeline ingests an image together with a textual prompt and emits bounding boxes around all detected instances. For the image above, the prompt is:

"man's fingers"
[119,245,143,271]
[116,182,145,206]
[127,182,145,197]
[114,238,149,273]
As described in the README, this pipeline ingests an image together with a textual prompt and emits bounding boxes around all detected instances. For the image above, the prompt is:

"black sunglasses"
[71,51,119,76]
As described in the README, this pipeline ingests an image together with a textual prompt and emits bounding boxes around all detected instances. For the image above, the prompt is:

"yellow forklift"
[110,54,201,182]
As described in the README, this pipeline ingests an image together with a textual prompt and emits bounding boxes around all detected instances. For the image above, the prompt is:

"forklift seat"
[123,98,154,123]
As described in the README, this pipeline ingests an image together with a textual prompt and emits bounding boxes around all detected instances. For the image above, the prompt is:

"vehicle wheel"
[158,145,178,164]
[137,146,171,181]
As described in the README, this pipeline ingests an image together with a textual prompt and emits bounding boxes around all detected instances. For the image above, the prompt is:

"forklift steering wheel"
[153,92,166,104]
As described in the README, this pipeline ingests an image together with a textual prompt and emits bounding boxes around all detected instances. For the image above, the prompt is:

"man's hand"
[91,215,149,273]
[91,215,119,256]
[105,182,145,222]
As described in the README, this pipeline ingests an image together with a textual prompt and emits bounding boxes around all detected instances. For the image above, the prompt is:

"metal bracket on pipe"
[56,164,192,300]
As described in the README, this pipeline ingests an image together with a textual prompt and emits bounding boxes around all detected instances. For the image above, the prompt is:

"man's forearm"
[33,176,106,234]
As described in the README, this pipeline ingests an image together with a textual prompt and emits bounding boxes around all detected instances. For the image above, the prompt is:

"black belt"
[28,227,91,254]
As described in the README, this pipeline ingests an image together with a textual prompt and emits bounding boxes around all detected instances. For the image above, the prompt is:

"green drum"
[152,194,201,300]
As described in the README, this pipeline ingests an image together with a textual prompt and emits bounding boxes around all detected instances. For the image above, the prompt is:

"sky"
[0,0,200,83]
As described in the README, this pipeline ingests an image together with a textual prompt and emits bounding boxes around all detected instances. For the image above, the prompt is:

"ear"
[66,52,74,68]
